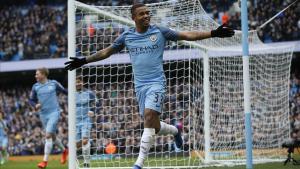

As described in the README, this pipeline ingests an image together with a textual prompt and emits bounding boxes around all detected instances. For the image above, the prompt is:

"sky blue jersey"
[29,80,67,114]
[76,89,96,121]
[112,25,179,89]
[0,119,7,137]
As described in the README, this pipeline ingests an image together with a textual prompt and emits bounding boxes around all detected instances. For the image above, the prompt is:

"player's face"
[76,79,83,91]
[35,70,46,83]
[132,6,151,28]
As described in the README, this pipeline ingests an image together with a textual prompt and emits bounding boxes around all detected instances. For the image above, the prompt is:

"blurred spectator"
[221,12,230,24]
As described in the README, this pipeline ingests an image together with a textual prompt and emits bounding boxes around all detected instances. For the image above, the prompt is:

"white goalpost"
[68,0,294,168]
[68,0,77,169]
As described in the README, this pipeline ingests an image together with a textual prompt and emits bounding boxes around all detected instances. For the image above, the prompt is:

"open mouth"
[144,18,150,24]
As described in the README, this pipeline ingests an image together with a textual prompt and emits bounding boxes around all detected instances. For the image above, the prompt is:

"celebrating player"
[0,110,8,165]
[29,68,68,169]
[75,77,96,168]
[65,3,234,169]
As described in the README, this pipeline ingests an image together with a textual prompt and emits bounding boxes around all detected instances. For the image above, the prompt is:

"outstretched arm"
[178,31,212,41]
[178,24,235,41]
[86,46,116,63]
[65,46,116,71]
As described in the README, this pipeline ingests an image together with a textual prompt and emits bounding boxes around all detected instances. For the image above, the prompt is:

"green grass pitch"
[2,155,300,169]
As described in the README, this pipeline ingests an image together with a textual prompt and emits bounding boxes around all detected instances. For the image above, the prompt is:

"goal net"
[70,0,294,168]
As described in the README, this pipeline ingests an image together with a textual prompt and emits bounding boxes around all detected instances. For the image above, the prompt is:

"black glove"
[211,24,235,38]
[64,57,87,71]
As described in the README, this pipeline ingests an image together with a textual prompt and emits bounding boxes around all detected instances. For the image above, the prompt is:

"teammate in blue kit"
[0,110,9,165]
[65,3,234,169]
[76,77,96,168]
[29,68,68,169]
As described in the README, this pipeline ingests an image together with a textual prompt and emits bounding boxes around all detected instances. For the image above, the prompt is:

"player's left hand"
[211,24,235,38]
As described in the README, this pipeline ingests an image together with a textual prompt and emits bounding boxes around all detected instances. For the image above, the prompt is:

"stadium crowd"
[226,0,300,42]
[0,4,67,61]
[290,73,300,140]
[0,0,299,61]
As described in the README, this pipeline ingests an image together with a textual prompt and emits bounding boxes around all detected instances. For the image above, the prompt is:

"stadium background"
[0,0,300,168]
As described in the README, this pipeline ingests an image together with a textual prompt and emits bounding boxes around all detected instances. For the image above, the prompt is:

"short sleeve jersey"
[112,25,179,89]
[0,119,7,137]
[76,89,95,121]
[30,80,66,114]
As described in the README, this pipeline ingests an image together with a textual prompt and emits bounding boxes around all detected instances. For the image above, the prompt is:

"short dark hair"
[76,76,82,81]
[131,3,146,15]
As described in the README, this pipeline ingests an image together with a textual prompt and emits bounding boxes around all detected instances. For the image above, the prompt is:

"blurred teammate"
[29,68,68,169]
[0,110,8,165]
[65,3,234,169]
[75,77,96,168]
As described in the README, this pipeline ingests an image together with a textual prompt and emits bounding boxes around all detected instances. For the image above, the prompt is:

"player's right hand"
[64,57,87,71]
[35,103,41,111]
[88,111,94,117]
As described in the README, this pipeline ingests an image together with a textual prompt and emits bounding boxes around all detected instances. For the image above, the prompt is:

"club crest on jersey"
[149,34,157,42]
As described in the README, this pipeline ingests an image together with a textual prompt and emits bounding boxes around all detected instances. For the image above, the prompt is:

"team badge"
[48,86,54,90]
[149,34,157,42]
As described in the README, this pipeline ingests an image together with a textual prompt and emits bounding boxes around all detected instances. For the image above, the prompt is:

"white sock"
[82,142,91,164]
[157,121,178,136]
[134,128,155,167]
[43,138,53,161]
[54,138,65,151]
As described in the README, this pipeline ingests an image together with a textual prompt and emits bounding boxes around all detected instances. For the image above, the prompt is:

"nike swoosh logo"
[142,141,149,144]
